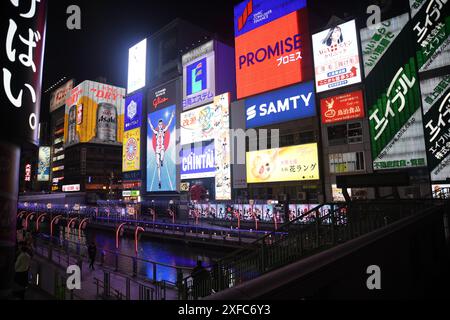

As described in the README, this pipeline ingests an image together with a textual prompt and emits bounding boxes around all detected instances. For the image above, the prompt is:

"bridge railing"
[181,199,443,300]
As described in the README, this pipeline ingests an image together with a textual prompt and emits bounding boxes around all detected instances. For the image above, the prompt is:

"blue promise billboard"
[234,0,307,37]
[245,81,316,128]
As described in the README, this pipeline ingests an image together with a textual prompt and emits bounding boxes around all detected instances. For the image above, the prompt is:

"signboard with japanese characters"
[312,20,362,93]
[320,90,364,124]
[365,18,428,171]
[360,13,410,77]
[421,76,450,181]
[1,0,47,146]
[182,41,215,111]
[411,0,450,73]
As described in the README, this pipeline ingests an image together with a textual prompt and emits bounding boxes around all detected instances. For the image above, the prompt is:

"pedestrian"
[88,242,97,270]
[191,260,211,299]
[14,243,32,300]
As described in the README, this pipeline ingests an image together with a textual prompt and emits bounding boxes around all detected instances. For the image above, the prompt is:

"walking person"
[88,242,97,271]
[14,243,32,300]
[191,260,211,300]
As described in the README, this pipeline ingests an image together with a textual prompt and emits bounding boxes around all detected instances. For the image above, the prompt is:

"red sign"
[25,164,32,182]
[320,90,364,124]
[235,10,312,99]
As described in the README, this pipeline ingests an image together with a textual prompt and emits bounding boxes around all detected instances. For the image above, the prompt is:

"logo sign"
[122,190,140,197]
[245,81,315,128]
[1,0,48,147]
[360,14,409,78]
[235,10,313,99]
[123,128,141,172]
[127,39,147,94]
[25,164,32,182]
[321,90,364,124]
[234,0,307,37]
[246,143,319,183]
[37,147,51,182]
[147,105,177,192]
[180,141,216,180]
[125,92,143,131]
[62,184,81,192]
[180,182,190,192]
[50,80,74,113]
[149,80,177,111]
[312,20,362,93]
[182,41,215,110]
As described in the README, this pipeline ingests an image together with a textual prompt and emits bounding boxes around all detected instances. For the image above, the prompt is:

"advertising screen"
[147,105,176,192]
[182,41,215,110]
[180,141,216,180]
[124,92,143,132]
[37,147,51,182]
[50,80,74,113]
[127,39,147,94]
[123,128,141,172]
[360,13,409,78]
[245,81,315,128]
[234,0,307,37]
[312,20,362,93]
[180,94,231,200]
[320,90,364,124]
[365,16,428,171]
[246,143,319,183]
[235,10,313,99]
[149,80,178,111]
[64,81,125,146]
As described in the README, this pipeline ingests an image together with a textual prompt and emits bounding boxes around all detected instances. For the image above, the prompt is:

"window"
[280,134,294,147]
[299,131,315,144]
[329,151,365,173]
[327,122,363,146]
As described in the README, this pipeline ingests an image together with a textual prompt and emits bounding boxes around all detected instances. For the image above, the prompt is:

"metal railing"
[181,200,443,299]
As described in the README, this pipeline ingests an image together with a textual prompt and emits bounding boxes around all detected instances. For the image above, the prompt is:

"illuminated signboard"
[411,0,450,73]
[312,20,362,93]
[62,184,80,192]
[127,39,147,94]
[246,143,319,183]
[123,128,141,172]
[360,14,409,77]
[124,92,143,131]
[245,81,316,128]
[37,147,51,182]
[64,80,125,146]
[181,94,232,200]
[149,80,177,111]
[147,105,176,192]
[24,164,32,182]
[50,80,74,113]
[182,41,215,110]
[320,90,364,124]
[365,17,428,171]
[234,0,307,37]
[180,141,216,180]
[235,10,313,99]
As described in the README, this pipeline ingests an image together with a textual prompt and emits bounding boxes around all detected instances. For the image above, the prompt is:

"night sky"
[42,0,408,96]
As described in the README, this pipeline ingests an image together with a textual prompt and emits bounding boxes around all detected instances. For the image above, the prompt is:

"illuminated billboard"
[180,141,216,180]
[246,143,319,183]
[123,128,141,173]
[182,41,215,110]
[37,147,51,182]
[124,92,143,132]
[64,81,125,146]
[149,81,178,111]
[365,17,428,170]
[127,39,147,94]
[245,81,315,128]
[147,105,176,192]
[235,10,313,99]
[320,90,364,124]
[312,20,362,93]
[180,94,232,200]
[50,80,74,113]
[234,0,307,37]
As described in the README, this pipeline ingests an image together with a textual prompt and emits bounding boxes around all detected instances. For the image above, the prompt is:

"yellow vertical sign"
[123,128,140,172]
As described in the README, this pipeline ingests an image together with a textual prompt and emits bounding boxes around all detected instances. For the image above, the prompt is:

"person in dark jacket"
[88,242,97,270]
[191,260,211,299]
